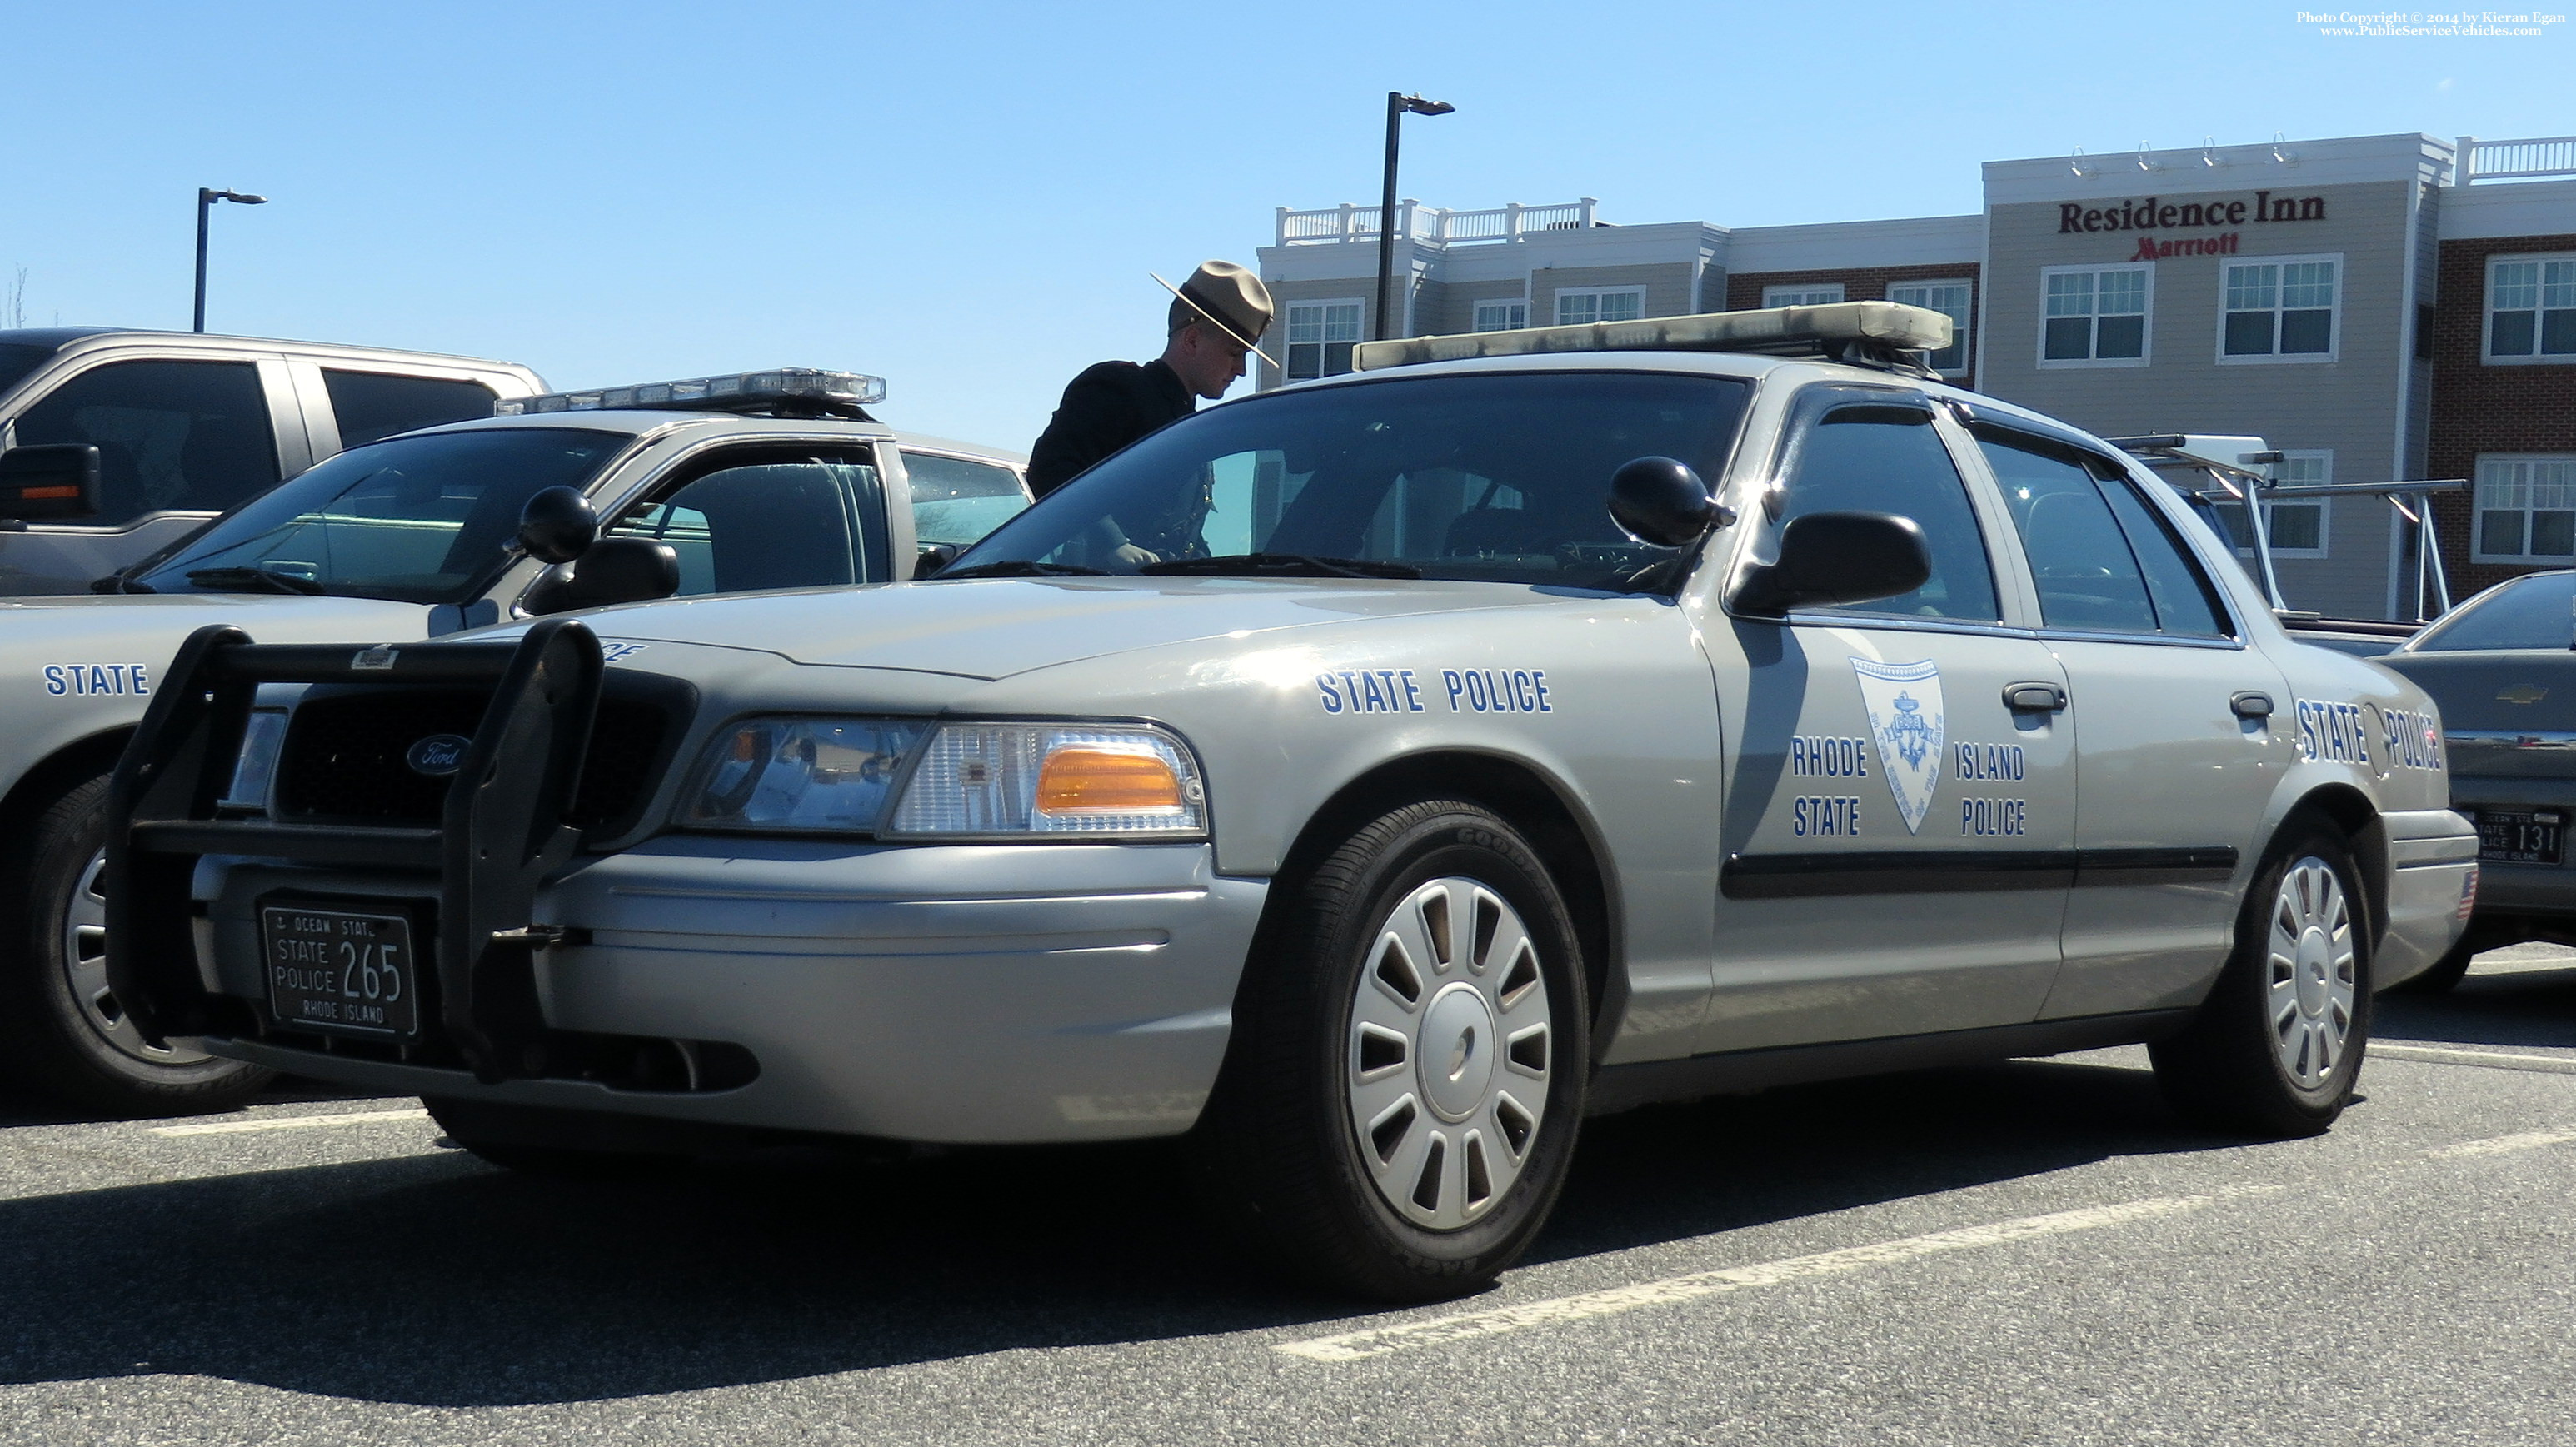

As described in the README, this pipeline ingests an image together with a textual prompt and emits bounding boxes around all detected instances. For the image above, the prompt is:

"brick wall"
[1725,263,1982,387]
[2427,232,2576,598]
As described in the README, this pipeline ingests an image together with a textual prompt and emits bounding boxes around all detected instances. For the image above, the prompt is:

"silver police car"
[110,305,2474,1300]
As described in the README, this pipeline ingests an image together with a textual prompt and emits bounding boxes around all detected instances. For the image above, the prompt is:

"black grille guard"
[105,617,605,1085]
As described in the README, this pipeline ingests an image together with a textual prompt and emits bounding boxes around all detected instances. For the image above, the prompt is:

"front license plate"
[2473,808,2564,866]
[260,905,422,1039]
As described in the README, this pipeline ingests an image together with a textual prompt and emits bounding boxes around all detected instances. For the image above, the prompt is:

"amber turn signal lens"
[1036,746,1182,814]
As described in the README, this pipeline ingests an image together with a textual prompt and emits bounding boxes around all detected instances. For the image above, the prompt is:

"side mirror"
[522,536,682,616]
[915,541,961,578]
[517,486,598,564]
[0,444,102,523]
[1732,511,1932,618]
[1606,456,1726,548]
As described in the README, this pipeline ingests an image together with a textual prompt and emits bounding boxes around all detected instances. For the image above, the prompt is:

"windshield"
[0,342,54,399]
[2409,570,2576,651]
[132,427,627,603]
[949,371,1752,590]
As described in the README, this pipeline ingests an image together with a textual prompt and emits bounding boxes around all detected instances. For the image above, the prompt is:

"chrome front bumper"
[191,839,1267,1144]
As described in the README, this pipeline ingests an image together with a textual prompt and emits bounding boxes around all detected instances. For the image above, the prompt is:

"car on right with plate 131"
[2378,567,2576,992]
[108,302,2475,1304]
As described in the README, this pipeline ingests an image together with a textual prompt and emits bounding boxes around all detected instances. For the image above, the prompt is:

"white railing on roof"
[2459,135,2576,183]
[1275,198,1599,246]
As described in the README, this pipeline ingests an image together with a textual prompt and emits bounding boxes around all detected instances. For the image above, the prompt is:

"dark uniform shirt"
[1026,358,1193,498]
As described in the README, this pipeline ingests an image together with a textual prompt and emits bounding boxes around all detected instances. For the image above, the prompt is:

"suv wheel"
[1196,799,1589,1301]
[2151,819,2369,1137]
[0,772,273,1115]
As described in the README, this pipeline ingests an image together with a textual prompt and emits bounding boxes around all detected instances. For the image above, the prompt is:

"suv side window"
[12,359,278,524]
[322,370,498,448]
[607,453,884,596]
[1774,397,1999,621]
[1977,428,2232,638]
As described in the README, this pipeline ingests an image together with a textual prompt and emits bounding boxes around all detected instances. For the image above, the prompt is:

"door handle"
[2002,681,2068,712]
[2229,691,2274,720]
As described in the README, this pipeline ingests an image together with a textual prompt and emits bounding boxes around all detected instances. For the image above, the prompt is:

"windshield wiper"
[1138,552,1421,580]
[936,559,1112,579]
[89,572,155,595]
[186,566,326,596]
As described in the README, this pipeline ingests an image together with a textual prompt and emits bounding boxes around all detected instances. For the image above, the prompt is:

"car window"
[608,457,884,595]
[1775,398,1999,621]
[133,427,624,601]
[2410,570,2576,651]
[904,451,1028,546]
[322,370,499,448]
[950,372,1751,591]
[1979,429,2231,636]
[12,359,278,524]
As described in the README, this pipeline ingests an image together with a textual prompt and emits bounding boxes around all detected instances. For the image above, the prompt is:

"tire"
[1193,799,1590,1302]
[2151,820,2370,1137]
[2387,936,2477,996]
[0,772,274,1116]
[424,1097,686,1178]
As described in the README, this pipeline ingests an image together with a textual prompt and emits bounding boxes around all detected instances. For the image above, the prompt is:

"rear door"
[1700,387,2077,1054]
[1964,420,2291,1018]
[0,349,302,593]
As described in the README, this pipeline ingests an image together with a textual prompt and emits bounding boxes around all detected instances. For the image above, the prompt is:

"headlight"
[681,717,1207,839]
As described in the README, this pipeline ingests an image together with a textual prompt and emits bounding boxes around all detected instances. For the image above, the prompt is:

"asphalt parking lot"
[4,944,2572,1447]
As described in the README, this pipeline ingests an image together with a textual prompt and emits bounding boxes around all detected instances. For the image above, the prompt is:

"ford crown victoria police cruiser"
[2,370,1027,1113]
[107,305,2474,1300]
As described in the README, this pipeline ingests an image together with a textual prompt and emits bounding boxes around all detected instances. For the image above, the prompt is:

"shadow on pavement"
[0,1054,2223,1406]
[2376,960,2576,1052]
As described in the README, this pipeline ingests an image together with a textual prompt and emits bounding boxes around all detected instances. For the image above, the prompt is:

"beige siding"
[1529,262,1698,325]
[1435,282,1532,336]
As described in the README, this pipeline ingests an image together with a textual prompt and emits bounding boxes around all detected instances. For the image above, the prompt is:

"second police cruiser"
[0,369,1029,1113]
[106,304,2476,1301]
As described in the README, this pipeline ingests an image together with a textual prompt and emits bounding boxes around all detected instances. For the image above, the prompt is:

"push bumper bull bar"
[105,618,605,1084]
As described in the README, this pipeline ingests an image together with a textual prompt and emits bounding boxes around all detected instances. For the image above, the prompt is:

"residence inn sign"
[2059,192,2334,260]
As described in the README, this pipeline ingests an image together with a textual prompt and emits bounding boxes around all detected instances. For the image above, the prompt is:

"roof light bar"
[494,367,886,419]
[1351,301,1954,372]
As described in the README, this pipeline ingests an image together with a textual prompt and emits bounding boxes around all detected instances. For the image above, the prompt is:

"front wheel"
[1194,799,1590,1301]
[0,772,274,1115]
[2151,821,2370,1137]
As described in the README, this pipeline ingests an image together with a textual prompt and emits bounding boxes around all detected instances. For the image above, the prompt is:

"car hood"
[0,592,432,656]
[566,578,1580,680]
[2377,650,2576,733]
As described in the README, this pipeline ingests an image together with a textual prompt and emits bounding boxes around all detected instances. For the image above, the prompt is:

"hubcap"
[62,848,212,1067]
[1345,876,1553,1230]
[2266,856,2356,1090]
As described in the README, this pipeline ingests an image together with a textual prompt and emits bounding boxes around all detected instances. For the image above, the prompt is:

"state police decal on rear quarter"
[2294,699,2372,765]
[1851,658,1944,834]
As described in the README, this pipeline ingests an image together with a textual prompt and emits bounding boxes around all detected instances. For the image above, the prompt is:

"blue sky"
[2,1,2567,449]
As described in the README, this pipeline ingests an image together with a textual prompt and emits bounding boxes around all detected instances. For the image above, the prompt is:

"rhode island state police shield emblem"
[1850,657,1945,835]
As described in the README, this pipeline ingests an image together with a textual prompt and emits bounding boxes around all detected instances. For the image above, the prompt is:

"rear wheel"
[1194,799,1589,1301]
[2151,821,2369,1137]
[0,772,273,1115]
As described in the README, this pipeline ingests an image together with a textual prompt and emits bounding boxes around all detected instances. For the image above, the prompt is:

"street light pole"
[1374,92,1454,342]
[192,187,267,333]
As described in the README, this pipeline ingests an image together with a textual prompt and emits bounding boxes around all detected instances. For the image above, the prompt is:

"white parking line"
[2374,1044,2576,1076]
[149,1107,430,1138]
[2424,1129,2576,1160]
[1277,1192,2248,1363]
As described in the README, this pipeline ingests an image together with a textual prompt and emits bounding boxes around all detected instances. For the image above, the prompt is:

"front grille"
[277,688,673,830]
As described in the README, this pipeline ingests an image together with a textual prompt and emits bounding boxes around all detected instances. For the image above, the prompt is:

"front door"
[1964,422,2291,1019]
[1700,389,2075,1054]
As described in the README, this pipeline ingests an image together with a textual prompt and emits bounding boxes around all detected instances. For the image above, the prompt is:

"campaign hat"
[1156,261,1276,354]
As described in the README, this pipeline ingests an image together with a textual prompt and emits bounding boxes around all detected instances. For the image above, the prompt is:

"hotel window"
[1285,300,1363,382]
[2221,256,2339,360]
[1762,283,1845,307]
[1555,287,1643,326]
[2039,265,2149,365]
[2473,454,2576,564]
[2486,255,2576,361]
[1888,280,1973,374]
[2214,451,2332,558]
[1472,299,1528,332]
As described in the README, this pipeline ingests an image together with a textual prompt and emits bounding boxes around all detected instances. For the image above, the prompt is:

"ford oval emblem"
[405,734,471,777]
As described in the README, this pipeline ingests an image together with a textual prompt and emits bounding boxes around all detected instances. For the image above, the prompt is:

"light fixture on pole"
[193,187,267,334]
[1375,92,1454,342]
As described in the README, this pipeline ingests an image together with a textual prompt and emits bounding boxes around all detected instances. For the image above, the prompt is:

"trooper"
[1026,260,1273,499]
